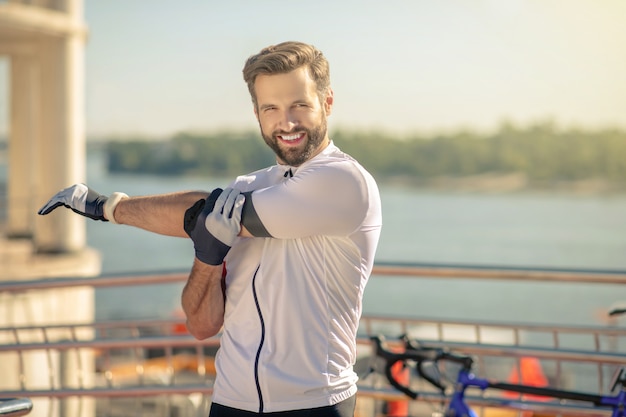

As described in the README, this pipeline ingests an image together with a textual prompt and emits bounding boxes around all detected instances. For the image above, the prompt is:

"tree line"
[104,122,626,188]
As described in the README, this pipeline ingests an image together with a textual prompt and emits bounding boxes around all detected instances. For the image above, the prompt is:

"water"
[85,152,626,327]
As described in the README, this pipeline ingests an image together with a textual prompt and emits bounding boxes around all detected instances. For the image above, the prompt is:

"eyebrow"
[259,98,312,111]
[258,103,275,111]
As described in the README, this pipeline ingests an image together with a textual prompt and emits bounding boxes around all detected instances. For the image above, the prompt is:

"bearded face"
[253,67,334,167]
[259,113,328,167]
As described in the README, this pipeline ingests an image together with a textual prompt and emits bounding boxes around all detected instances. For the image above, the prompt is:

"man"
[39,41,382,417]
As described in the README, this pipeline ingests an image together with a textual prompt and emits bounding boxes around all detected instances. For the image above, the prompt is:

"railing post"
[59,344,95,417]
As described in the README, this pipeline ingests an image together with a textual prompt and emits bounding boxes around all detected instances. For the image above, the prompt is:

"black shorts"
[209,395,356,417]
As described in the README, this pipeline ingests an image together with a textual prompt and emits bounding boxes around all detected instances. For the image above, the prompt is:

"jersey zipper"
[252,265,265,413]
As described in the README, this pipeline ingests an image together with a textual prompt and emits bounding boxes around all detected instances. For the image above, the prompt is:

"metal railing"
[0,263,625,417]
[0,398,32,417]
[3,262,626,292]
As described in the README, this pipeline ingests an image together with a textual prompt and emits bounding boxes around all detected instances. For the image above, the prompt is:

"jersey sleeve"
[241,162,371,239]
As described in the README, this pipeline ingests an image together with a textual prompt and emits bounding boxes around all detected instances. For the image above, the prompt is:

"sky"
[1,0,626,139]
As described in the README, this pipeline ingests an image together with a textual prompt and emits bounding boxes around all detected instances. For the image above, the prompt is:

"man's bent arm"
[114,191,210,237]
[181,258,225,340]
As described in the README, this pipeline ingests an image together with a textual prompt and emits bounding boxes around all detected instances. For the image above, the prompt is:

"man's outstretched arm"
[38,183,209,237]
[40,184,245,339]
[114,192,209,237]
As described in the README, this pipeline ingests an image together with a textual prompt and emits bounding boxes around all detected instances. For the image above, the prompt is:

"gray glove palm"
[37,183,126,222]
[184,187,244,265]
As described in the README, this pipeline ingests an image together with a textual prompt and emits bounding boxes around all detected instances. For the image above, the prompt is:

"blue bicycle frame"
[450,364,625,417]
[448,371,485,417]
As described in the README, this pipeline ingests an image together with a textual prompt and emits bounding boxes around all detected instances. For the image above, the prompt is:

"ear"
[324,88,334,116]
[253,105,259,121]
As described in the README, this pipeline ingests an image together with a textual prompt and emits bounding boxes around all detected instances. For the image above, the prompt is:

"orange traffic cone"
[504,357,549,401]
[386,359,410,417]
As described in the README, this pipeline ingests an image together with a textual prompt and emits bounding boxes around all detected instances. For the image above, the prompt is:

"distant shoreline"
[380,172,626,196]
[3,148,625,196]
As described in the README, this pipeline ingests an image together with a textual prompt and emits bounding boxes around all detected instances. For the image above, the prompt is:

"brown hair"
[242,41,331,108]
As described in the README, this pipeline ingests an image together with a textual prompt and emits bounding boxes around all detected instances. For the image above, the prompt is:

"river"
[83,152,626,327]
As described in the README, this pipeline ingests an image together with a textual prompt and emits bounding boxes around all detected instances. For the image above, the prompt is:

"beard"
[260,116,328,167]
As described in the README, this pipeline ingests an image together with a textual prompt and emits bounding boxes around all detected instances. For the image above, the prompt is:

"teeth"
[281,133,300,141]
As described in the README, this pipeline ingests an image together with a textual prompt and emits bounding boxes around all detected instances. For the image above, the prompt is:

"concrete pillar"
[7,54,38,239]
[1,2,97,416]
[61,0,83,20]
[33,32,86,253]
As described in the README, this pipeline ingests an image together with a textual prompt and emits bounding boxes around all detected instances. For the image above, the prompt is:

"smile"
[278,132,305,142]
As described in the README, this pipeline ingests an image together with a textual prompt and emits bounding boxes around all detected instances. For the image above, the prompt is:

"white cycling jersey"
[210,142,382,413]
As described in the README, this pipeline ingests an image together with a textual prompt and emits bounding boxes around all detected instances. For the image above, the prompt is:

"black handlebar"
[369,335,474,399]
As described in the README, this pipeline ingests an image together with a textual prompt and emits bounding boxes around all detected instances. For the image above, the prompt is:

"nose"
[276,109,298,132]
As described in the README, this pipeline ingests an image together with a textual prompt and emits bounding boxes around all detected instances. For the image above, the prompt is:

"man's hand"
[184,187,244,265]
[37,183,128,223]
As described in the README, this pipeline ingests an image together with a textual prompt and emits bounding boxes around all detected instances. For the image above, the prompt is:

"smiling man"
[252,64,332,166]
[38,41,382,417]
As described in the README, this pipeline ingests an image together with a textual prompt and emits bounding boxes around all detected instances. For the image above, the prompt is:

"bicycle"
[368,335,626,417]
